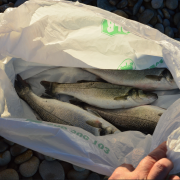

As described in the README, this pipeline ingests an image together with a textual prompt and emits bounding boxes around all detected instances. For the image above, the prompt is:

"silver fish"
[15,75,120,136]
[78,103,165,134]
[83,68,178,90]
[40,81,158,109]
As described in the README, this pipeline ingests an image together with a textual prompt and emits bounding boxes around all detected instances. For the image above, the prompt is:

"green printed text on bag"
[101,19,130,36]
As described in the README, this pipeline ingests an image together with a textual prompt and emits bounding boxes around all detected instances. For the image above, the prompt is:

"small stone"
[139,9,154,24]
[0,141,8,153]
[14,150,33,165]
[0,165,7,173]
[73,165,85,172]
[0,0,2,6]
[157,9,164,18]
[173,28,178,34]
[0,151,11,166]
[174,12,180,25]
[177,21,180,33]
[151,0,163,9]
[162,8,171,19]
[10,144,27,157]
[60,161,73,175]
[157,15,163,24]
[33,172,42,180]
[67,169,90,180]
[127,0,136,7]
[34,151,45,160]
[39,160,65,180]
[97,0,117,11]
[44,155,55,161]
[3,139,14,146]
[165,26,174,38]
[0,169,19,180]
[19,156,40,177]
[123,9,132,16]
[117,0,128,8]
[133,0,143,15]
[163,19,170,27]
[154,23,165,33]
[109,0,119,6]
[165,0,178,10]
[8,2,14,7]
[0,4,9,12]
[14,0,27,7]
[139,6,145,13]
[113,10,129,18]
[149,15,157,26]
[130,15,138,21]
[167,9,175,16]
[86,173,100,180]
[147,24,153,27]
[2,0,8,3]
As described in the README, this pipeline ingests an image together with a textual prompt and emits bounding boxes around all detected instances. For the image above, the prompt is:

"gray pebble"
[0,141,8,153]
[117,0,128,8]
[154,23,165,33]
[162,8,171,19]
[173,27,178,33]
[157,15,163,23]
[39,160,65,180]
[10,144,27,157]
[109,0,119,6]
[167,9,175,16]
[14,149,33,165]
[97,0,117,11]
[0,169,19,180]
[139,9,154,24]
[67,169,90,180]
[34,152,45,160]
[44,155,55,161]
[123,9,133,15]
[86,173,100,180]
[174,12,180,25]
[19,156,40,177]
[133,0,143,15]
[127,0,136,7]
[149,15,157,26]
[163,19,170,27]
[0,151,11,166]
[73,165,85,172]
[139,6,145,13]
[166,0,178,10]
[157,9,164,18]
[113,10,129,18]
[151,0,163,9]
[165,26,174,38]
[3,139,14,146]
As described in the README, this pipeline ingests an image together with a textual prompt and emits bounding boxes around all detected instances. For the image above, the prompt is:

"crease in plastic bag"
[0,0,180,175]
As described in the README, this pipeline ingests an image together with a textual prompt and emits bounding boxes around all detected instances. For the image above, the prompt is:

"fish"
[83,68,178,91]
[40,81,158,109]
[15,75,120,136]
[71,102,165,134]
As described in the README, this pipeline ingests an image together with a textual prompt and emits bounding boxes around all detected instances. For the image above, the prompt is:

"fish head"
[130,89,158,104]
[15,75,31,97]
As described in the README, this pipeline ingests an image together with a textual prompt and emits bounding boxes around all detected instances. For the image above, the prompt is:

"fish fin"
[114,96,128,100]
[16,74,30,88]
[86,108,102,118]
[40,81,52,90]
[86,120,102,128]
[158,113,163,116]
[145,75,163,81]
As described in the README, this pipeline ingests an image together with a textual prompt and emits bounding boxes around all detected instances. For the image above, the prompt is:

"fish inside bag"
[1,0,180,176]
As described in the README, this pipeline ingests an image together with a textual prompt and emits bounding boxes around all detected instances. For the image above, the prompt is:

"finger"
[147,158,173,180]
[169,175,180,180]
[109,164,134,180]
[135,141,167,177]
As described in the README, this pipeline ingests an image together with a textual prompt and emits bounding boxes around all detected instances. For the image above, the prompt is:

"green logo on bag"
[101,19,130,36]
[118,58,136,70]
[148,59,164,69]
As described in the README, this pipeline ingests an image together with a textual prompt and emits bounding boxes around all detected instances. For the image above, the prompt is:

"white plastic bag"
[1,0,180,176]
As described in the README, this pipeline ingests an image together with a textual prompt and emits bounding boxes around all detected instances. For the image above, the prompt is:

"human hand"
[109,141,180,180]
